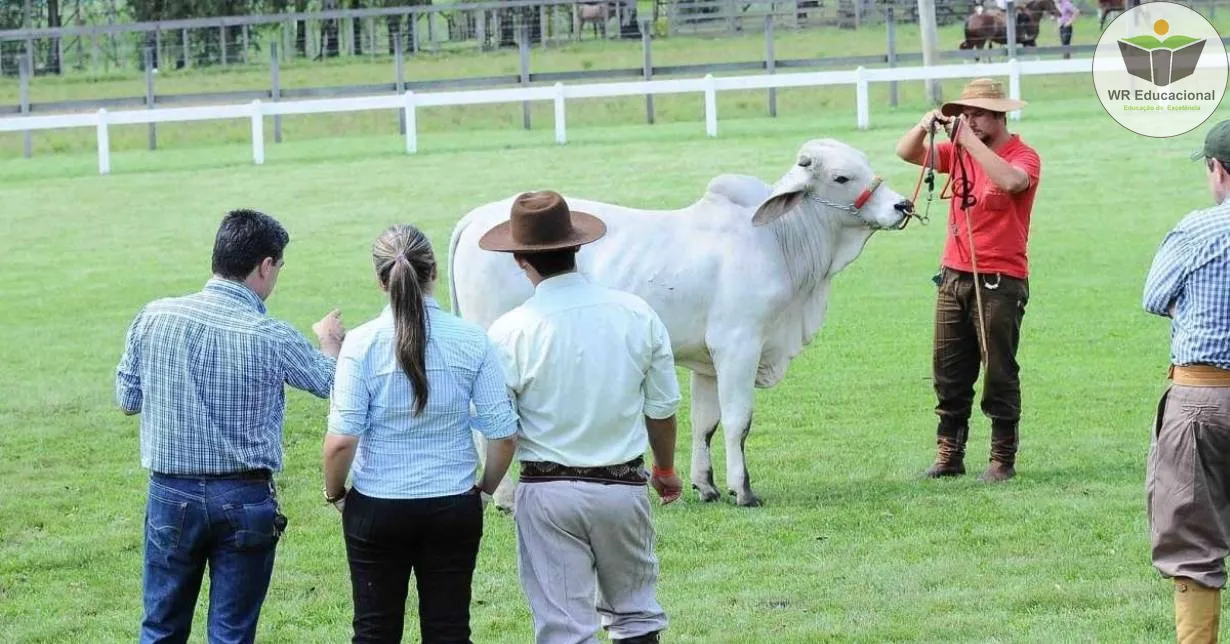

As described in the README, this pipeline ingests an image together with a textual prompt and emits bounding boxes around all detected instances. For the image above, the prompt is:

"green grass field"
[2,67,1227,641]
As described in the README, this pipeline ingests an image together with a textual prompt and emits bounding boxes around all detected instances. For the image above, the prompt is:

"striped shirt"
[115,278,337,475]
[1143,203,1230,370]
[327,297,519,499]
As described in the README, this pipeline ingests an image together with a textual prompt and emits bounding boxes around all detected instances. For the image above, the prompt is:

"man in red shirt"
[895,78,1042,483]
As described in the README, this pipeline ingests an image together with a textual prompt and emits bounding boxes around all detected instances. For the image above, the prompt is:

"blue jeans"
[140,474,287,644]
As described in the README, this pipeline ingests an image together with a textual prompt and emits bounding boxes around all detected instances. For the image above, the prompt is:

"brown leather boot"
[924,420,967,478]
[1174,577,1220,644]
[979,421,1018,482]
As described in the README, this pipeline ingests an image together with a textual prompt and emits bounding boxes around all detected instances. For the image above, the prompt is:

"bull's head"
[752,139,914,231]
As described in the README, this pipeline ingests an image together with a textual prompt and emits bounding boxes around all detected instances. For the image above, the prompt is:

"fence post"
[1008,57,1022,121]
[704,73,718,137]
[19,51,31,159]
[519,23,531,130]
[554,82,567,145]
[271,43,282,143]
[856,66,870,130]
[886,7,898,108]
[395,37,406,135]
[1006,0,1018,60]
[404,90,418,154]
[765,14,776,118]
[145,47,157,151]
[251,100,265,165]
[97,109,111,176]
[641,18,654,125]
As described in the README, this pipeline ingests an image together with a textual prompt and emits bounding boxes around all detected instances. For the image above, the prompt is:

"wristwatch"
[323,486,347,504]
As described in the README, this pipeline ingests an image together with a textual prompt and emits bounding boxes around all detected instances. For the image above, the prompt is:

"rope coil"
[918,117,990,369]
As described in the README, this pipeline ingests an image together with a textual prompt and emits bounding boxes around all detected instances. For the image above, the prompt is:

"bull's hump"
[703,174,773,211]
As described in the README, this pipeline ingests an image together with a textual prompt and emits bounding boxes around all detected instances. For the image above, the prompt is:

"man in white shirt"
[482,190,684,644]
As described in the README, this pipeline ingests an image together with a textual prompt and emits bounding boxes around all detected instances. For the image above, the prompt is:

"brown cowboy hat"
[478,190,607,253]
[940,78,1028,117]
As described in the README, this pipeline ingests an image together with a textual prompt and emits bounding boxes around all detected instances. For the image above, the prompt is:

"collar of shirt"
[534,271,590,295]
[378,295,442,319]
[204,277,267,314]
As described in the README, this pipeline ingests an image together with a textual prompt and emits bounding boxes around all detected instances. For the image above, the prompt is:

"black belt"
[519,456,647,486]
[153,469,272,481]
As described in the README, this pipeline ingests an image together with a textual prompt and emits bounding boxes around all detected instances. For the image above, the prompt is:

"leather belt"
[519,456,647,486]
[153,469,272,481]
[1169,364,1230,387]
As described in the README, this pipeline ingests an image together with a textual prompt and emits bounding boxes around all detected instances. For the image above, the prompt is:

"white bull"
[448,138,916,509]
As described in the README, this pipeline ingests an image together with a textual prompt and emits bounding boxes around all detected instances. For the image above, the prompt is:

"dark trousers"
[933,267,1029,449]
[140,473,286,644]
[1059,25,1073,58]
[342,488,484,644]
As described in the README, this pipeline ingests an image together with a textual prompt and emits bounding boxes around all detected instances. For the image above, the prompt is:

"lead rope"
[942,118,991,369]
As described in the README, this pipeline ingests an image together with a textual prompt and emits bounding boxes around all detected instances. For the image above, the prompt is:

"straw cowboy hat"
[478,190,607,253]
[940,78,1028,117]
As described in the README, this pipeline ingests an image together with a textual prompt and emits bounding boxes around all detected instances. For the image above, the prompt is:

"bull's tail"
[447,211,472,318]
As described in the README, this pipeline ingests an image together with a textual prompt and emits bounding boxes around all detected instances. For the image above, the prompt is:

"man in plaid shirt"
[1144,120,1230,644]
[116,209,344,644]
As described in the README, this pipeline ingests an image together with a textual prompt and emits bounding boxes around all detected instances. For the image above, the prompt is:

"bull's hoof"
[692,483,721,503]
[734,490,763,507]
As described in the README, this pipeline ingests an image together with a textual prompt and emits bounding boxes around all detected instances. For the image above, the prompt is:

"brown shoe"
[978,422,1018,482]
[923,419,968,478]
[924,437,967,478]
[977,460,1016,482]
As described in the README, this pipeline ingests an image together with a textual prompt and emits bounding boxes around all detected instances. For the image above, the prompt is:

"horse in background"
[1097,0,1141,30]
[574,1,618,38]
[960,0,1059,59]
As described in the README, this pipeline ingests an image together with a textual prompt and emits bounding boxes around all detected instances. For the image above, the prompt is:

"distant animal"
[961,0,1059,58]
[447,139,917,512]
[1096,0,1140,30]
[574,1,618,38]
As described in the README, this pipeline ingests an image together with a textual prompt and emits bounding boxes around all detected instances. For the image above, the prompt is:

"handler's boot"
[924,420,968,478]
[1174,577,1220,644]
[978,421,1018,482]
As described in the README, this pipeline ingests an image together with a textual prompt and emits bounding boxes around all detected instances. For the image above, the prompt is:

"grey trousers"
[1147,383,1230,589]
[514,480,668,644]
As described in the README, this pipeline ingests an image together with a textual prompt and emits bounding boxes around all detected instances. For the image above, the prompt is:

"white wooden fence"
[0,56,1173,175]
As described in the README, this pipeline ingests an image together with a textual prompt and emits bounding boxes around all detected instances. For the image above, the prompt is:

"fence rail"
[2,54,1162,175]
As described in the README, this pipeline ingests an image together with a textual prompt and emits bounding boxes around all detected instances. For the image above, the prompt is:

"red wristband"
[652,465,675,478]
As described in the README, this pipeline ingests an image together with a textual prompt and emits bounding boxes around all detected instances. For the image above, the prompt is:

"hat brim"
[477,210,607,253]
[940,97,1028,117]
[1191,149,1209,161]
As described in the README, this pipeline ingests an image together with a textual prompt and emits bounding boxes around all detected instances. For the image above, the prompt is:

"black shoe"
[613,631,661,644]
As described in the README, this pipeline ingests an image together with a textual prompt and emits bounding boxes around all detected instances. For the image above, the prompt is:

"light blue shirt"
[1143,202,1230,370]
[327,297,519,499]
[116,278,336,475]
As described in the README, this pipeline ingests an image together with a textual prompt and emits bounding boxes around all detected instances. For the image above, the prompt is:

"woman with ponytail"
[322,224,519,643]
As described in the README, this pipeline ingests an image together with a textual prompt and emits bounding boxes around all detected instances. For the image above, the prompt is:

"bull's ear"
[752,190,805,226]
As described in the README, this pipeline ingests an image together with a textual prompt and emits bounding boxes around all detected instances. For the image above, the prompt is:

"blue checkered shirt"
[1143,202,1230,370]
[327,298,519,499]
[116,278,337,475]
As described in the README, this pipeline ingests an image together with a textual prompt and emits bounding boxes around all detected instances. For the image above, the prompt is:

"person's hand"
[313,309,345,349]
[650,467,683,505]
[918,109,949,133]
[324,486,347,513]
[951,116,979,147]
